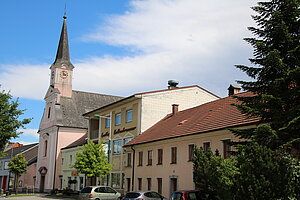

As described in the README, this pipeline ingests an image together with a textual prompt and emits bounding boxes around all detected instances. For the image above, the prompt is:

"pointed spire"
[52,14,74,69]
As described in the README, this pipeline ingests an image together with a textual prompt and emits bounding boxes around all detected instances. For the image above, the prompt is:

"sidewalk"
[0,193,77,200]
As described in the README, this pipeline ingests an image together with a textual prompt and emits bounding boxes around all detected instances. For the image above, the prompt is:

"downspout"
[130,145,135,191]
[52,127,59,192]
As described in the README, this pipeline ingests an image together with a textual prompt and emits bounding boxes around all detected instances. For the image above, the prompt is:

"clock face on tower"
[60,70,68,79]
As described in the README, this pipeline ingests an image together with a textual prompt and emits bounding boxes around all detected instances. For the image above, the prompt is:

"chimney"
[168,80,179,89]
[172,104,179,115]
[228,84,241,96]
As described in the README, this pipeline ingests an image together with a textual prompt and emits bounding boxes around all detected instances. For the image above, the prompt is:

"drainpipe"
[53,127,59,192]
[130,146,135,191]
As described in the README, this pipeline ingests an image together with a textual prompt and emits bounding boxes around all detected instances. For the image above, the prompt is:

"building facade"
[124,91,259,198]
[36,14,123,193]
[83,83,219,192]
[60,135,87,192]
[0,143,38,192]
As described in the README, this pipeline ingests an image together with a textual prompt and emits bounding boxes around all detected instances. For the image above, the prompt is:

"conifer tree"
[234,0,300,151]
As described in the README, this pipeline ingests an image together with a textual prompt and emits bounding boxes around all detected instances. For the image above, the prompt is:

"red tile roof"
[125,92,259,146]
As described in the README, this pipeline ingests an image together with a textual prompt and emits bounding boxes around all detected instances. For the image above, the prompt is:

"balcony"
[90,130,99,140]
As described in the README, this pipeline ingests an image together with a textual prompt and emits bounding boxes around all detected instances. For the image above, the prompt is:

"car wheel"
[95,199,101,200]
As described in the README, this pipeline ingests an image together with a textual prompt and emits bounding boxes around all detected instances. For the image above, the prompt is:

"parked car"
[79,186,121,200]
[171,190,221,200]
[123,191,168,200]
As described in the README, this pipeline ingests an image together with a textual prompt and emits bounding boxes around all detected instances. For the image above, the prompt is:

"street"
[0,194,76,200]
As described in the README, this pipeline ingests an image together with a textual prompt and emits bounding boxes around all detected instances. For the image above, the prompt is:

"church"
[36,14,123,192]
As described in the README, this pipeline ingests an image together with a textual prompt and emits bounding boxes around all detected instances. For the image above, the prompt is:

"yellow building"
[83,82,219,192]
[124,91,259,198]
[60,135,87,192]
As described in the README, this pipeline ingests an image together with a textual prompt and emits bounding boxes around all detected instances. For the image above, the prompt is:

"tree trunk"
[14,174,19,194]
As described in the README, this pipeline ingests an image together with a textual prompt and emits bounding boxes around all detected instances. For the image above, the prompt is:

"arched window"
[44,140,48,157]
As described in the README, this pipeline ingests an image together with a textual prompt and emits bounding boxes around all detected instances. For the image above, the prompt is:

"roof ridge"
[72,90,123,98]
[134,85,220,98]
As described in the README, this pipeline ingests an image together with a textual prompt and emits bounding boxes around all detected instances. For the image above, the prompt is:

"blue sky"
[0,0,256,144]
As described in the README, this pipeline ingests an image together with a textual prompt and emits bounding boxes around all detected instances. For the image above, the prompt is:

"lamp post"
[93,113,112,186]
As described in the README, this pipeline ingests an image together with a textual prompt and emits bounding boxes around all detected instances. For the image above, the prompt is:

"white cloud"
[0,64,49,99]
[0,0,256,99]
[17,129,39,139]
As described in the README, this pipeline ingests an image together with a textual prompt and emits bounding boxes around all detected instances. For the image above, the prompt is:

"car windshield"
[80,187,92,193]
[125,192,141,198]
[171,192,182,200]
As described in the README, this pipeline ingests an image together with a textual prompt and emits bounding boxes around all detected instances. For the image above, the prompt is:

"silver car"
[79,186,121,200]
[123,191,168,200]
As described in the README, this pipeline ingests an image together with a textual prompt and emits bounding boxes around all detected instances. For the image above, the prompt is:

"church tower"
[49,14,74,98]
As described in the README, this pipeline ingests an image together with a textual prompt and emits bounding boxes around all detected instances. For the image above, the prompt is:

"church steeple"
[52,13,74,69]
[49,14,74,98]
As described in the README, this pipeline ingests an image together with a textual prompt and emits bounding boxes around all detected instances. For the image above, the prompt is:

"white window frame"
[126,110,133,123]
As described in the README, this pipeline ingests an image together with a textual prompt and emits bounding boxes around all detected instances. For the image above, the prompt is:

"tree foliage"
[233,0,300,151]
[234,144,300,200]
[73,139,111,179]
[0,88,32,155]
[193,147,238,200]
[193,145,300,200]
[8,154,28,194]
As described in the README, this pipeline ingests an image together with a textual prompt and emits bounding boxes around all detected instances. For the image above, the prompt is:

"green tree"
[193,147,238,200]
[73,139,111,186]
[233,0,300,151]
[0,88,32,156]
[8,154,28,194]
[234,143,300,200]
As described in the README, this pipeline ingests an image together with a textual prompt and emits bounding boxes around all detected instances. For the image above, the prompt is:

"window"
[171,147,177,164]
[126,178,131,192]
[113,140,122,154]
[123,137,133,145]
[157,149,163,165]
[105,118,110,128]
[147,178,152,190]
[157,178,162,194]
[147,150,153,166]
[127,153,132,167]
[4,161,9,170]
[69,155,73,165]
[47,107,51,118]
[115,113,121,125]
[112,173,121,188]
[126,110,133,122]
[122,173,125,189]
[138,178,142,191]
[223,139,231,158]
[68,177,71,188]
[123,137,133,154]
[203,142,210,152]
[62,158,64,165]
[80,177,84,190]
[138,151,143,166]
[107,187,117,193]
[44,140,48,157]
[95,187,106,193]
[188,144,195,161]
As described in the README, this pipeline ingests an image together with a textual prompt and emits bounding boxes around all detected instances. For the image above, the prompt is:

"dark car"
[171,190,221,200]
[123,191,168,200]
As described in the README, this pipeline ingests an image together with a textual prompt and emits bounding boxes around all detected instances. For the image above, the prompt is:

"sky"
[0,0,257,145]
